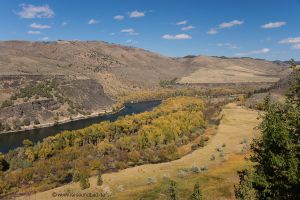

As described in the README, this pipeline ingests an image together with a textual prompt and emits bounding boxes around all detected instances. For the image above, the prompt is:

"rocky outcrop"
[59,79,113,110]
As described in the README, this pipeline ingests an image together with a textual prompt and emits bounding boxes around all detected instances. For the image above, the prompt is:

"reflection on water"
[0,100,161,153]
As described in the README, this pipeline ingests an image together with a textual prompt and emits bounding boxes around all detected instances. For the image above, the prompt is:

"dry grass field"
[16,103,260,200]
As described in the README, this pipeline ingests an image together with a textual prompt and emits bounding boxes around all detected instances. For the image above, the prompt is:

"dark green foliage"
[16,82,54,99]
[190,181,203,200]
[1,100,13,108]
[168,180,177,200]
[79,174,90,190]
[0,154,9,172]
[159,78,178,88]
[234,170,256,200]
[237,59,300,200]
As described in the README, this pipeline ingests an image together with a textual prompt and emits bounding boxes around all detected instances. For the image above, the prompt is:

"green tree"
[190,180,203,200]
[79,174,90,190]
[168,180,177,200]
[237,59,300,200]
[234,170,256,200]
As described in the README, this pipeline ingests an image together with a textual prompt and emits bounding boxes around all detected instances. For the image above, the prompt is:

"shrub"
[215,147,223,152]
[190,180,203,200]
[200,166,208,171]
[97,173,103,186]
[146,177,157,185]
[79,174,90,190]
[23,118,31,126]
[240,138,247,144]
[168,180,177,200]
[178,169,189,178]
[34,119,40,125]
[210,154,215,161]
[191,166,200,173]
[1,100,13,108]
[116,185,124,192]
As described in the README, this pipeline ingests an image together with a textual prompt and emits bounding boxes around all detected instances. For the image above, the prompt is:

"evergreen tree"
[79,174,90,190]
[234,170,256,200]
[236,59,300,200]
[190,180,203,200]
[168,180,177,200]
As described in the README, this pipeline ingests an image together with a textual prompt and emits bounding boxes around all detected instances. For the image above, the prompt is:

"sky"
[0,0,300,60]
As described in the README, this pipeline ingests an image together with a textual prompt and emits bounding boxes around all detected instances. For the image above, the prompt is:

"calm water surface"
[0,100,161,153]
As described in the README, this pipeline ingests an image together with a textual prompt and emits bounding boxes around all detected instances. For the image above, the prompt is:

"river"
[0,100,161,153]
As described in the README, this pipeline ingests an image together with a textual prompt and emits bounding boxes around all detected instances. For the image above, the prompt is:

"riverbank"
[0,106,125,135]
[0,100,162,153]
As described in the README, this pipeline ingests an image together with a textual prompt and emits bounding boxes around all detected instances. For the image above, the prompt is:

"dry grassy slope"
[0,41,289,96]
[177,56,290,84]
[17,103,260,200]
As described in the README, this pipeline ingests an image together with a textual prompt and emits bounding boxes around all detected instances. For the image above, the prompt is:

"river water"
[0,100,161,153]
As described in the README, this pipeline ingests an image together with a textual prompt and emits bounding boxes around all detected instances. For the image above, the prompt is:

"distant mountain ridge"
[0,40,291,96]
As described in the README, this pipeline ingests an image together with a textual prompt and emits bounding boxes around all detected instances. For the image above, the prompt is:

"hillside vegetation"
[0,96,206,197]
[15,103,260,200]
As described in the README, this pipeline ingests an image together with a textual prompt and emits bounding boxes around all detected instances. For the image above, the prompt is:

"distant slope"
[177,56,290,84]
[0,40,290,96]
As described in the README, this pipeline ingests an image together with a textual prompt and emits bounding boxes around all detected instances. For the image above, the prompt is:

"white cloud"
[207,28,218,35]
[29,23,51,29]
[162,34,192,40]
[279,37,300,44]
[261,21,286,29]
[27,30,41,35]
[17,4,54,19]
[120,28,139,35]
[61,21,67,26]
[114,15,124,20]
[121,28,134,33]
[129,10,145,18]
[236,48,270,56]
[219,20,244,29]
[293,44,300,49]
[41,37,49,41]
[208,20,243,35]
[176,20,188,25]
[217,43,238,49]
[88,19,99,25]
[126,39,138,44]
[181,25,195,31]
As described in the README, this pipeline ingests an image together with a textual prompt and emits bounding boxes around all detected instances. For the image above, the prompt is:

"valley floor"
[16,103,260,200]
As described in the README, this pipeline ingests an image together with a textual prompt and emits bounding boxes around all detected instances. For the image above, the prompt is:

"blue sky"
[0,0,299,60]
